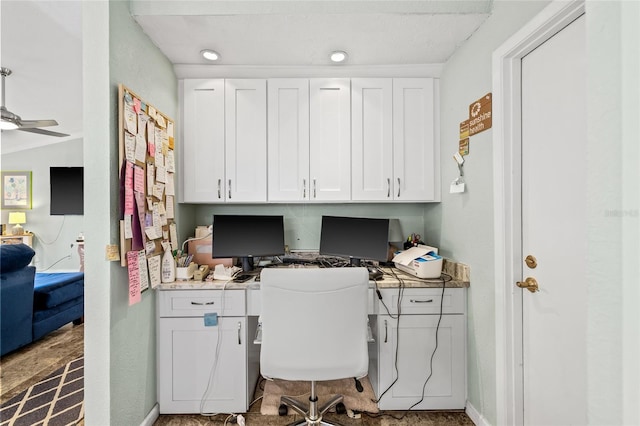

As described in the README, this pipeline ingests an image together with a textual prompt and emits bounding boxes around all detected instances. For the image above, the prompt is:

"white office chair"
[260,267,370,426]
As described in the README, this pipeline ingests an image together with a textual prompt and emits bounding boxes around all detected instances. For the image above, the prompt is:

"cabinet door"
[225,79,267,202]
[181,79,226,202]
[351,78,393,201]
[309,78,351,201]
[393,78,439,202]
[377,314,465,410]
[158,317,247,414]
[267,79,310,202]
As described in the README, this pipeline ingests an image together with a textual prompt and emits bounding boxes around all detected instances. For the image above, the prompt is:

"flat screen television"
[50,167,84,215]
[319,215,390,266]
[212,214,285,272]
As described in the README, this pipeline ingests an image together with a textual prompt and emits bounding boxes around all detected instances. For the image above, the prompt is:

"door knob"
[516,277,539,293]
[525,255,537,269]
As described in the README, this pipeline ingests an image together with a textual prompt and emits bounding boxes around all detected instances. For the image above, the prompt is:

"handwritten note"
[133,165,145,193]
[156,165,166,183]
[166,150,175,173]
[124,214,133,239]
[152,183,165,200]
[134,133,146,163]
[124,101,137,134]
[124,162,135,215]
[146,163,155,194]
[124,132,136,163]
[165,173,175,196]
[165,195,175,219]
[147,255,161,289]
[169,223,179,252]
[138,251,150,292]
[127,250,142,305]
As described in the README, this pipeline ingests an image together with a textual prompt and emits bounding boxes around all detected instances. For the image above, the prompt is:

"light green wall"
[193,204,430,251]
[426,1,550,424]
[83,0,179,424]
[1,139,84,271]
[107,1,178,424]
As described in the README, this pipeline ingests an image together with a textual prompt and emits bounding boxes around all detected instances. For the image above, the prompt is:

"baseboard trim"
[466,401,490,426]
[140,403,160,426]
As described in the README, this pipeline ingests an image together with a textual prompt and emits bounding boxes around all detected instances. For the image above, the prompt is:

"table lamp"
[8,211,26,235]
[387,218,404,260]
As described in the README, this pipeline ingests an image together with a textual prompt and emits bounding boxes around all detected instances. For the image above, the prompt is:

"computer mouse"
[367,267,383,280]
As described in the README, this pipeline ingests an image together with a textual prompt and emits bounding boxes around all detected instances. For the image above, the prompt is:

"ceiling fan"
[1,67,69,137]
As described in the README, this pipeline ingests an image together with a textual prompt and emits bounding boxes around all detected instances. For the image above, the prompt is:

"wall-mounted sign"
[459,119,469,140]
[459,138,469,156]
[469,93,492,135]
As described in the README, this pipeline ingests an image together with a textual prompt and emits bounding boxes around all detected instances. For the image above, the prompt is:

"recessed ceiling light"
[201,49,220,61]
[330,51,348,63]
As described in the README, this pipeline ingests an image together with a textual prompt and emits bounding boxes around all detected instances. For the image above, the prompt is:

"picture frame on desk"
[1,171,32,209]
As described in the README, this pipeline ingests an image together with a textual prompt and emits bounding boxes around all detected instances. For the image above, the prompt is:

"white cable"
[181,231,212,254]
[199,277,231,416]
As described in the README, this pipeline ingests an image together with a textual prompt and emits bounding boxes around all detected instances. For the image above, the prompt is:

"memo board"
[118,84,178,279]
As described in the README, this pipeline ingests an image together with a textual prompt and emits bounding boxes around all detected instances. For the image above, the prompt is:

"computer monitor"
[319,216,390,266]
[212,214,285,272]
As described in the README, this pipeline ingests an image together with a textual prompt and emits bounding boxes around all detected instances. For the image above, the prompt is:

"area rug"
[261,376,379,415]
[0,357,84,426]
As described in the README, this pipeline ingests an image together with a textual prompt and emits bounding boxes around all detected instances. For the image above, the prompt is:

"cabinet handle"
[237,321,242,345]
[410,299,434,303]
[190,301,214,305]
[303,179,306,199]
[217,179,222,199]
[228,179,232,199]
[384,319,388,343]
[397,178,401,198]
[387,178,391,198]
[313,179,317,199]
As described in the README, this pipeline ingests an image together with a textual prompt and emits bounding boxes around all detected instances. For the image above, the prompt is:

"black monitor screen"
[212,215,285,271]
[50,167,84,215]
[319,216,390,266]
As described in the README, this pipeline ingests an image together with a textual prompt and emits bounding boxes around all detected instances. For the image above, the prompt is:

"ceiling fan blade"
[17,127,70,137]
[17,119,59,129]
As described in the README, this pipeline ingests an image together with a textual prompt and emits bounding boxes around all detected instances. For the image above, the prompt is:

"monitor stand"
[240,256,254,272]
[349,257,362,267]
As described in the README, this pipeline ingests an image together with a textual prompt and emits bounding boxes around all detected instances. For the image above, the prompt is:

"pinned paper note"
[124,102,137,134]
[127,250,142,305]
[147,255,161,289]
[134,133,146,163]
[133,165,145,193]
[125,132,136,163]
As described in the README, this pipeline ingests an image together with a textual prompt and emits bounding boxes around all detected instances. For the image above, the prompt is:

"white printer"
[392,245,443,279]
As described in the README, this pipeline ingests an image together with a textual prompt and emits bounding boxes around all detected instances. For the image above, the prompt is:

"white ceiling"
[1,0,491,154]
[1,1,82,155]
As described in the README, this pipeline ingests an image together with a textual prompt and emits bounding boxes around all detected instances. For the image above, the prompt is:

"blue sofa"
[1,243,84,357]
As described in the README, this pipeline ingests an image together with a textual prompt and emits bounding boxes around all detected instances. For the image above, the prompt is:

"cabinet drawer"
[158,289,245,317]
[378,288,465,315]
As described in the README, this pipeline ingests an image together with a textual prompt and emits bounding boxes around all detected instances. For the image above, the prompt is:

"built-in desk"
[157,266,469,414]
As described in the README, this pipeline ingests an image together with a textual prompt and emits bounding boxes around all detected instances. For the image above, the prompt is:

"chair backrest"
[260,267,369,382]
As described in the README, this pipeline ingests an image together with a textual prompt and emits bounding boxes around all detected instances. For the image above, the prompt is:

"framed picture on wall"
[1,171,32,209]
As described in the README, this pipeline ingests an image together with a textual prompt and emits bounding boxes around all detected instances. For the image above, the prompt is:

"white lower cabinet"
[157,289,257,414]
[376,288,466,410]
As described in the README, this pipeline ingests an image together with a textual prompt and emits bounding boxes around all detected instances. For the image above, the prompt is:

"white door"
[351,78,393,201]
[309,78,351,201]
[225,79,267,202]
[181,79,225,202]
[520,14,586,425]
[267,78,310,202]
[392,78,438,201]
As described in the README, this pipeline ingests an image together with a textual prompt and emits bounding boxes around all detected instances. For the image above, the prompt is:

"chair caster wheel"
[278,403,288,416]
[335,402,346,415]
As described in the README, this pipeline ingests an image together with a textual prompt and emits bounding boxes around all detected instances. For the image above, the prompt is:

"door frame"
[491,1,585,425]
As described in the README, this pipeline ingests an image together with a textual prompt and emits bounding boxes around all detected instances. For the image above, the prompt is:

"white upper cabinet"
[393,78,439,202]
[309,78,351,201]
[267,79,310,202]
[180,76,438,204]
[351,78,394,201]
[225,79,267,203]
[181,79,225,202]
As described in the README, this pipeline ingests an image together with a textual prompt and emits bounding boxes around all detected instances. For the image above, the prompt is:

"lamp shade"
[8,211,26,225]
[388,218,404,243]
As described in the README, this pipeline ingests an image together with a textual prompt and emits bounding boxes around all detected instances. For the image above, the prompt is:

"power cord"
[367,273,449,420]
